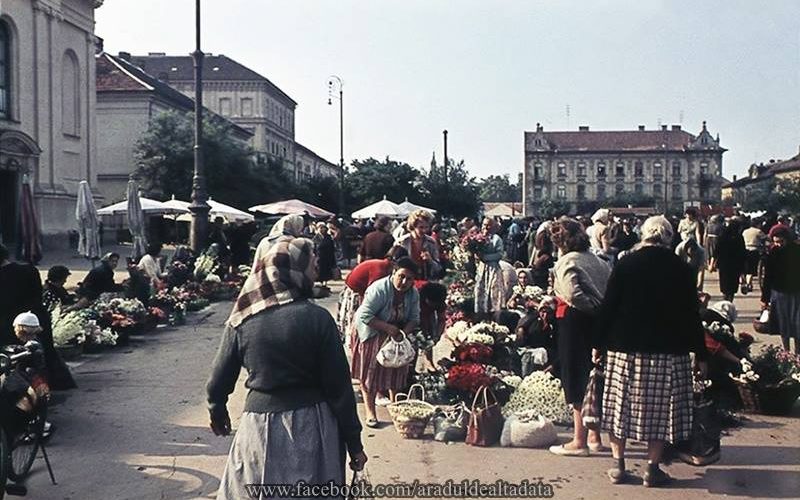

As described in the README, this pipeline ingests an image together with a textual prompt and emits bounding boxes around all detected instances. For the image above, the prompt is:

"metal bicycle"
[0,341,57,498]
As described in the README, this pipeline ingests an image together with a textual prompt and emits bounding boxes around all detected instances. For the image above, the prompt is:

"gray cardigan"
[206,300,363,454]
[553,250,611,313]
[355,276,420,342]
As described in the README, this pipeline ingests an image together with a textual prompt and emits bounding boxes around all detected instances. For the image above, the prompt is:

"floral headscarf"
[251,214,305,272]
[227,238,316,328]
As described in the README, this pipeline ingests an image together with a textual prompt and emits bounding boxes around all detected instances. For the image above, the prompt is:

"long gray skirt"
[770,290,800,342]
[217,403,345,500]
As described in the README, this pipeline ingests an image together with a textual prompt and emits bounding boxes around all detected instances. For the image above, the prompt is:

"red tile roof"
[96,53,150,91]
[525,129,707,153]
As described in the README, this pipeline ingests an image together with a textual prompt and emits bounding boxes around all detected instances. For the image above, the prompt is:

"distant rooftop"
[127,53,296,106]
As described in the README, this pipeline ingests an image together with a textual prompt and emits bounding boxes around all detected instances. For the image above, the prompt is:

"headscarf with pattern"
[251,214,305,272]
[228,238,316,328]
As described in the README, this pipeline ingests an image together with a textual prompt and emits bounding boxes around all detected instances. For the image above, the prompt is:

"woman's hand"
[210,410,231,436]
[591,348,603,364]
[693,358,708,379]
[349,450,368,471]
[385,324,402,340]
[760,301,769,311]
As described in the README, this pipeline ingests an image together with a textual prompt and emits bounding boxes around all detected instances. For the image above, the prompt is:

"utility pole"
[443,129,448,184]
[189,0,210,252]
[328,76,345,214]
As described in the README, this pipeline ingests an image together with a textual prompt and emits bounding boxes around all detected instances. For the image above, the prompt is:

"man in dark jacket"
[359,216,395,263]
[79,252,123,301]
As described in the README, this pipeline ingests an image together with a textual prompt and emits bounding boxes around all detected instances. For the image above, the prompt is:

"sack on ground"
[500,411,557,448]
[376,332,415,368]
[433,403,470,442]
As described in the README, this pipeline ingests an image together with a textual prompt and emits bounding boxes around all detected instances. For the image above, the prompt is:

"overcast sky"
[96,0,800,181]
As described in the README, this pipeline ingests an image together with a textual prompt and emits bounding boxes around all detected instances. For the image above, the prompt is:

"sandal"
[365,418,379,428]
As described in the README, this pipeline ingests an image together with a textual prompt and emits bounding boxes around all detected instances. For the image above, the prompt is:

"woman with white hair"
[595,215,707,487]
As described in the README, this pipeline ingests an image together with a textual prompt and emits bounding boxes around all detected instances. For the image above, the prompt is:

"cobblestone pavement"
[18,271,800,500]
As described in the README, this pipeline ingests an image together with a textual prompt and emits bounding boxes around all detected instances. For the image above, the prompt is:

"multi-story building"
[722,150,800,205]
[128,53,333,182]
[293,142,338,183]
[95,52,252,203]
[522,122,726,216]
[0,0,102,248]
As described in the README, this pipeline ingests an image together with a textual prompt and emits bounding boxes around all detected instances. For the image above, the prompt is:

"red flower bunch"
[445,309,466,328]
[110,313,135,329]
[453,343,494,364]
[148,307,167,321]
[461,231,490,255]
[446,362,493,393]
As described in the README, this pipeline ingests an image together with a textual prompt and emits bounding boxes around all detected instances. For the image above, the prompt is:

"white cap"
[13,311,40,328]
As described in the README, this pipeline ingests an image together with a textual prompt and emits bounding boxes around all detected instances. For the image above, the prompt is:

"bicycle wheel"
[8,404,45,482]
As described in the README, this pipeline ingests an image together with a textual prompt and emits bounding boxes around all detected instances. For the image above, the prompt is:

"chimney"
[638,125,645,131]
[578,125,589,131]
[671,125,681,131]
[118,51,131,61]
[733,175,737,181]
[536,123,543,132]
[661,125,668,131]
[148,52,166,57]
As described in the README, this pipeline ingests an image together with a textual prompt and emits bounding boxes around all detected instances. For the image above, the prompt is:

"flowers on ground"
[501,371,572,424]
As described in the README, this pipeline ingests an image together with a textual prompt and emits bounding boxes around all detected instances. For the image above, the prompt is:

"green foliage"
[536,199,571,219]
[607,192,656,208]
[134,110,300,209]
[742,177,800,214]
[419,159,481,219]
[346,157,422,209]
[477,174,521,202]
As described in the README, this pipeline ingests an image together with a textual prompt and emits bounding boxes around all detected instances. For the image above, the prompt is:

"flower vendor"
[42,265,80,313]
[515,297,558,375]
[351,257,420,428]
[394,210,441,281]
[137,242,167,287]
[548,217,610,458]
[473,217,506,316]
[78,252,124,302]
[207,238,366,499]
[594,215,707,487]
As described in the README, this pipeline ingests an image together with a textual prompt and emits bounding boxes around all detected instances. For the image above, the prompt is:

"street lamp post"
[189,0,210,253]
[328,76,345,215]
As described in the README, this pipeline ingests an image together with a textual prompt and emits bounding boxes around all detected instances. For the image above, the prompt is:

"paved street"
[22,274,800,500]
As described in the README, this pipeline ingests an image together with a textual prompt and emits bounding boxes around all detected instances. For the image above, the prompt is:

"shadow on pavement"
[675,468,800,498]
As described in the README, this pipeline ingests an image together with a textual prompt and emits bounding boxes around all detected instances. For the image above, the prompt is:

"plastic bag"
[433,403,470,442]
[500,411,557,448]
[376,331,415,368]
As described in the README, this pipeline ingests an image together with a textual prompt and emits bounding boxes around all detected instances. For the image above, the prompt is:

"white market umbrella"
[75,181,102,260]
[168,196,255,223]
[351,196,406,219]
[485,204,517,217]
[249,199,334,218]
[97,196,188,216]
[398,197,437,215]
[126,181,148,260]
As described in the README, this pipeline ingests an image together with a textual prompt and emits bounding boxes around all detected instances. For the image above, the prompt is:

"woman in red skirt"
[351,257,420,427]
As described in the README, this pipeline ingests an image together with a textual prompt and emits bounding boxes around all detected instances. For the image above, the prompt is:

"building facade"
[0,0,102,248]
[722,150,800,205]
[95,52,252,203]
[522,122,726,216]
[128,53,332,182]
[293,142,338,183]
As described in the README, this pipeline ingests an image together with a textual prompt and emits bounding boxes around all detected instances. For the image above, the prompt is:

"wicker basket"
[733,379,761,413]
[733,379,800,415]
[387,384,436,439]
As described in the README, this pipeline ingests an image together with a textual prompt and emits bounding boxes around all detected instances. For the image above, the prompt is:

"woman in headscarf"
[474,217,506,317]
[351,257,421,428]
[529,224,554,289]
[548,217,610,458]
[251,214,305,271]
[595,216,706,487]
[207,238,366,499]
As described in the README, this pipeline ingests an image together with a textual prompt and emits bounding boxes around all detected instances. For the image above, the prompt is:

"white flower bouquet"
[408,329,436,352]
[51,307,90,347]
[84,320,118,346]
[203,273,222,283]
[501,371,572,424]
[444,321,471,342]
[729,357,760,384]
[512,285,545,302]
[453,321,510,345]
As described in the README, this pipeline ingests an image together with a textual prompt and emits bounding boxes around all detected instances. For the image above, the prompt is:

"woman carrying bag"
[206,238,366,499]
[351,257,421,428]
